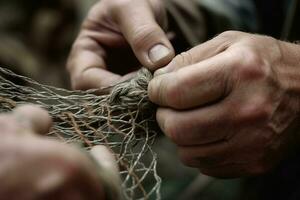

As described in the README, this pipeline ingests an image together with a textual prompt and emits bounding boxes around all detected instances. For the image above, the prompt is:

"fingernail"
[149,44,171,64]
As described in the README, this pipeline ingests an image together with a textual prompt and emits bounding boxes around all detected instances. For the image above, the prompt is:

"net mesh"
[0,67,161,200]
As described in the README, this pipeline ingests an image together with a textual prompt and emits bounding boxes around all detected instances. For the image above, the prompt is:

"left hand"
[0,105,121,199]
[67,0,174,90]
[148,31,300,178]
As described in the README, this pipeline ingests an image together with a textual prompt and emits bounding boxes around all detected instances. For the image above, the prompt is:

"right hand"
[148,31,300,178]
[67,0,175,90]
[0,105,120,200]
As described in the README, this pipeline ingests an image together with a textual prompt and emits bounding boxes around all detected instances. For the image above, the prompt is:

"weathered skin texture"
[149,31,300,178]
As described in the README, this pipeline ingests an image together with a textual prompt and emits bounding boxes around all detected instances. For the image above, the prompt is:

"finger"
[12,105,52,135]
[67,1,129,90]
[110,0,175,70]
[67,37,122,90]
[1,138,106,199]
[156,104,232,146]
[90,145,122,200]
[149,51,234,109]
[71,66,121,90]
[154,31,237,76]
[178,141,253,178]
[90,146,119,176]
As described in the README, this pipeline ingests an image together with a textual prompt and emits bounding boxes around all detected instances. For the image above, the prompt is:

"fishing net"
[0,66,161,200]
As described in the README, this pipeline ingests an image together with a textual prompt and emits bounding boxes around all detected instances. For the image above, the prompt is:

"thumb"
[90,145,122,200]
[110,0,174,70]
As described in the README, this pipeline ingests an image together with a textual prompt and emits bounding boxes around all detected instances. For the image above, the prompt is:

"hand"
[0,105,120,200]
[67,0,175,90]
[148,31,300,178]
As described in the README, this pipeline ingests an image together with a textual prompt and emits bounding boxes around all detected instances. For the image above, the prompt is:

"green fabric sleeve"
[165,0,258,48]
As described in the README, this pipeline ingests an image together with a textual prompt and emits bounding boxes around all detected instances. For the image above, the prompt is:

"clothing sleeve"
[165,0,258,48]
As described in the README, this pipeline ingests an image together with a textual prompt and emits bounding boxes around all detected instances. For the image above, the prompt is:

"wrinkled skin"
[67,0,175,90]
[68,0,300,179]
[0,105,116,200]
[148,31,300,178]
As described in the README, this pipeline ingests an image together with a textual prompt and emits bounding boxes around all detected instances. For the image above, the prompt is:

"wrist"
[275,41,300,132]
[271,40,300,150]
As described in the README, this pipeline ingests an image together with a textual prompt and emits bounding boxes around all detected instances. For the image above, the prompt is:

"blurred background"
[0,1,242,199]
[0,0,99,88]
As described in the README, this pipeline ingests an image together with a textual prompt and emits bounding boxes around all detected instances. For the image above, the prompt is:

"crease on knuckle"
[172,51,194,68]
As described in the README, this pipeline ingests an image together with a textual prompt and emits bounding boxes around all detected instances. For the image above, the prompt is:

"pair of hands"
[4,1,300,199]
[2,1,167,199]
[67,0,300,178]
[0,105,119,200]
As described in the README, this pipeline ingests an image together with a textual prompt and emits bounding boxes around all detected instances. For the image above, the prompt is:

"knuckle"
[172,51,194,67]
[131,25,159,50]
[236,98,272,123]
[241,47,264,67]
[256,103,273,121]
[234,47,268,80]
[71,74,86,90]
[218,30,240,39]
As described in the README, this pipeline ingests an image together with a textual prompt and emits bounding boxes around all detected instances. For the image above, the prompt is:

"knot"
[109,68,153,110]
